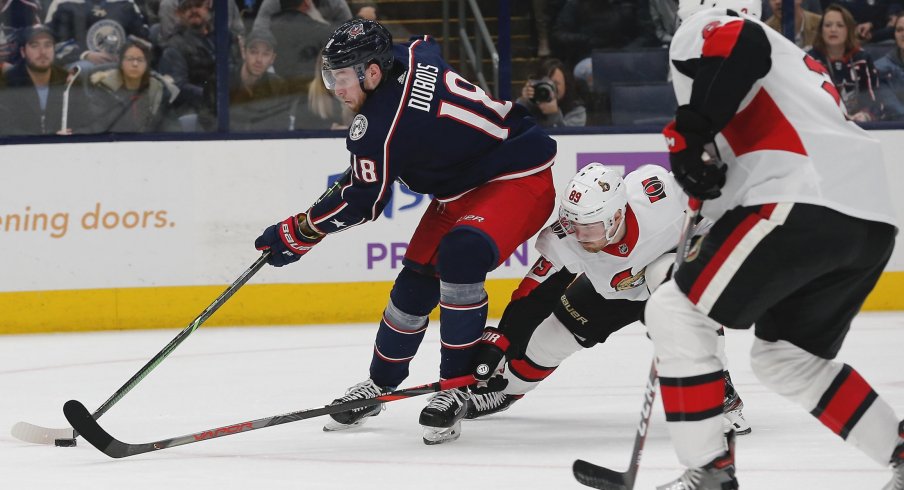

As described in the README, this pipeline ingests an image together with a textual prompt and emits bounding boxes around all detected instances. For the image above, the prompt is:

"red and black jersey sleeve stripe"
[682,18,772,133]
[811,364,877,440]
[660,370,725,422]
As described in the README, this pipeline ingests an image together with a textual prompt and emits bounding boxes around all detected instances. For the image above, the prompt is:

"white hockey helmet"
[558,163,628,243]
[677,0,762,21]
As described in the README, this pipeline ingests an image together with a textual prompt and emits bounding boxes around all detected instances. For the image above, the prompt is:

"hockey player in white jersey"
[466,163,750,436]
[645,1,901,489]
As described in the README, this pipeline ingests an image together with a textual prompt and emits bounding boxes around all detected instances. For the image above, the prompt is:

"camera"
[530,78,556,104]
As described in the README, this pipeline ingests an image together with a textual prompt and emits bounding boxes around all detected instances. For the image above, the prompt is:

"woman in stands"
[876,14,904,120]
[516,57,586,128]
[87,39,180,133]
[807,4,883,121]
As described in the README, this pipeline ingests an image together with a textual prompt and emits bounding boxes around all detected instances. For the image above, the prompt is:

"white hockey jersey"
[670,9,898,228]
[534,165,688,301]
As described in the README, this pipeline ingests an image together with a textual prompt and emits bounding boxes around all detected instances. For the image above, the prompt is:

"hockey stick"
[64,374,476,458]
[11,252,270,447]
[572,198,702,490]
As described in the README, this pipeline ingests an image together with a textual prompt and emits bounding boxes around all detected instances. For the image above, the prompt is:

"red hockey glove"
[254,213,323,267]
[471,326,510,395]
[663,106,726,201]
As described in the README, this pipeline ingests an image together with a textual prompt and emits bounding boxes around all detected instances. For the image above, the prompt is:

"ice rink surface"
[1,312,902,489]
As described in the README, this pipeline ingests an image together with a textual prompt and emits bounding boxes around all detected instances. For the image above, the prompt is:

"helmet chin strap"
[604,211,626,243]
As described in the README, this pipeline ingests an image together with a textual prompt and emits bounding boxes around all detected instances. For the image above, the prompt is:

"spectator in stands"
[766,0,822,50]
[763,0,822,17]
[87,38,179,132]
[822,0,902,43]
[0,25,87,135]
[229,29,290,131]
[158,0,215,129]
[253,0,350,34]
[269,0,334,94]
[44,0,148,68]
[156,0,243,46]
[808,4,884,121]
[354,2,378,21]
[553,0,656,92]
[649,0,678,46]
[1,0,43,72]
[876,14,904,119]
[517,57,586,128]
[293,51,351,129]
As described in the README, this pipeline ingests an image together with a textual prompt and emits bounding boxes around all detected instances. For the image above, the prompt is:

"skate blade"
[422,422,461,445]
[323,418,370,432]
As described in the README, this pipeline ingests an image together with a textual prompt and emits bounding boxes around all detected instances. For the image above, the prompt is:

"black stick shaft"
[65,375,476,458]
[74,253,270,438]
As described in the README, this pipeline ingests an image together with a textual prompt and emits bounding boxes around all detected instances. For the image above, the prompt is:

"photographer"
[516,58,586,128]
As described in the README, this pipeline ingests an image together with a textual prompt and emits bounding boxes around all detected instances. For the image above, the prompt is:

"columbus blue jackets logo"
[347,23,365,39]
[642,176,666,203]
[349,114,368,140]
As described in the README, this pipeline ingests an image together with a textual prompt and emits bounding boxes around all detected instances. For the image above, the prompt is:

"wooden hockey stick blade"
[65,374,476,459]
[10,422,76,445]
[573,459,632,490]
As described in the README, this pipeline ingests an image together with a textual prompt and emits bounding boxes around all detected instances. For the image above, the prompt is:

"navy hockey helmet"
[322,19,394,90]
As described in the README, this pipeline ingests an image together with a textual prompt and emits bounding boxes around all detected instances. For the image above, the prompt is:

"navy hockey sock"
[436,230,495,379]
[439,282,488,379]
[369,267,438,387]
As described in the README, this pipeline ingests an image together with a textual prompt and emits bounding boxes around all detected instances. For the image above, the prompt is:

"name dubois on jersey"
[407,63,439,112]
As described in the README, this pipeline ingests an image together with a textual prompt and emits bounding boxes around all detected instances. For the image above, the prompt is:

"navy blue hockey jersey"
[307,35,557,235]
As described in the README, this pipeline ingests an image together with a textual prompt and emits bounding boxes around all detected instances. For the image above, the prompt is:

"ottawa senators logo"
[642,176,666,203]
[685,235,704,262]
[610,267,646,291]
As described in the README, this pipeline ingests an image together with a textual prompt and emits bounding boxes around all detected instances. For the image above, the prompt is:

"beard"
[26,59,52,73]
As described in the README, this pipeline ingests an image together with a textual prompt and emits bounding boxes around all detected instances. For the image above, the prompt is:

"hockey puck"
[54,438,77,447]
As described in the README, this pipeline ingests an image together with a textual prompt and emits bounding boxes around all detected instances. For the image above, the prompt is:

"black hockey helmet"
[322,19,394,72]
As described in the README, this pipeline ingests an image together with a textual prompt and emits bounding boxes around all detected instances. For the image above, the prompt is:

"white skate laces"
[425,388,468,412]
[471,391,506,412]
[322,379,385,431]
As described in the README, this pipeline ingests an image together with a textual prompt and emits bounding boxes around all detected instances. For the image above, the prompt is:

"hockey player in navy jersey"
[253,19,557,445]
[644,1,901,489]
[465,164,751,437]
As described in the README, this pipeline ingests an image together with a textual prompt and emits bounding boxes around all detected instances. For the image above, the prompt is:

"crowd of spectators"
[527,0,904,124]
[0,0,364,135]
[2,0,904,136]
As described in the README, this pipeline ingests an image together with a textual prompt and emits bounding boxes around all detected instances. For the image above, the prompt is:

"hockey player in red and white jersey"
[466,163,751,436]
[646,1,901,489]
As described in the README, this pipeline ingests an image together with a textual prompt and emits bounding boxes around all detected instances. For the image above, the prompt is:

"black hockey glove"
[471,326,510,395]
[663,106,727,201]
[255,213,323,267]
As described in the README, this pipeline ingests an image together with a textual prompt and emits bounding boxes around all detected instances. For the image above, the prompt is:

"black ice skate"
[722,371,751,435]
[657,431,739,490]
[322,379,386,432]
[884,420,904,490]
[465,392,522,419]
[419,388,470,445]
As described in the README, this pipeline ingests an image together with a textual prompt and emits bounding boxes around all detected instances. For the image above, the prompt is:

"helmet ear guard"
[558,163,628,243]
